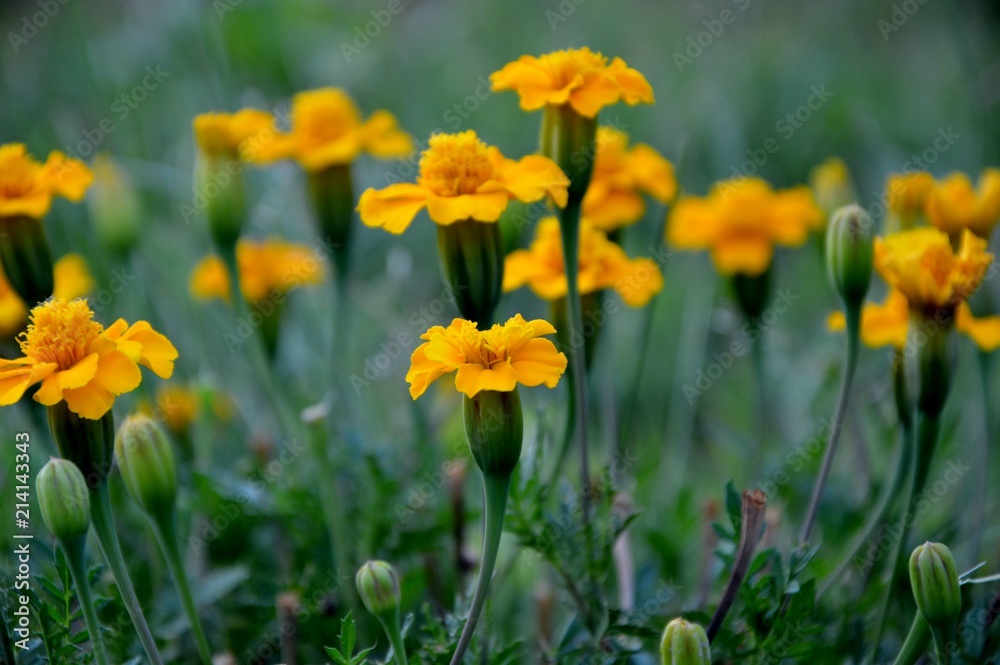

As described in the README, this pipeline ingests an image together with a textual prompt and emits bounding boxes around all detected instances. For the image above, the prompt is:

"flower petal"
[358,183,428,234]
[454,361,519,397]
[498,155,569,208]
[425,190,509,225]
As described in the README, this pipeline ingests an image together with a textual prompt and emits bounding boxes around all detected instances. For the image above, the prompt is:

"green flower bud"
[437,219,504,327]
[825,203,873,310]
[46,401,115,489]
[356,560,401,619]
[910,542,961,629]
[115,414,178,521]
[0,215,54,306]
[540,105,597,201]
[37,458,91,543]
[463,388,523,478]
[660,618,711,665]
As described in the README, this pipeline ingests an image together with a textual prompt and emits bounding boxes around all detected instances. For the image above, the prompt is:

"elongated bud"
[196,154,246,254]
[307,165,353,282]
[37,458,91,543]
[115,414,178,521]
[463,388,523,478]
[356,560,401,619]
[909,542,961,628]
[0,215,54,306]
[437,220,504,327]
[660,618,711,665]
[826,204,873,309]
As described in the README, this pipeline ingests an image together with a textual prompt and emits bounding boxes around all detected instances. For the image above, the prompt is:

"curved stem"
[892,612,932,665]
[383,611,409,665]
[799,304,860,545]
[449,473,510,665]
[89,483,164,665]
[152,511,213,665]
[62,537,110,665]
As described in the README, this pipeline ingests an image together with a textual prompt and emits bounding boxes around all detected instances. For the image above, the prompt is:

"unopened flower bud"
[37,458,91,543]
[437,219,505,327]
[115,414,178,521]
[463,388,523,478]
[909,542,961,629]
[307,165,353,282]
[660,618,711,665]
[825,204,873,310]
[356,560,401,619]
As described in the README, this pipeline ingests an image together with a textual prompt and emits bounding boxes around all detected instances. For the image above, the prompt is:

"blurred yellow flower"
[666,177,821,276]
[504,217,662,306]
[358,130,569,234]
[193,110,275,158]
[154,383,199,433]
[407,314,567,399]
[810,157,855,216]
[926,169,1000,240]
[0,299,177,419]
[0,254,95,338]
[886,172,934,219]
[189,238,325,303]
[249,88,413,171]
[0,144,92,219]
[828,288,1000,351]
[875,228,992,313]
[581,127,676,231]
[490,48,653,118]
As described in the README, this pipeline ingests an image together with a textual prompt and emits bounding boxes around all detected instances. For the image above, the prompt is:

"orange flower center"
[19,299,102,369]
[536,48,607,88]
[419,132,495,197]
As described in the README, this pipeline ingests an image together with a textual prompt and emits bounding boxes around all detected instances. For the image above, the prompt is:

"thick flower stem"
[383,612,409,665]
[62,538,110,665]
[89,482,164,665]
[799,304,860,545]
[151,511,213,665]
[892,612,932,665]
[450,473,511,665]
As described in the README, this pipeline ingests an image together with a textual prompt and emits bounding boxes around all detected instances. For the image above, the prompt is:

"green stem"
[382,611,409,665]
[62,537,110,665]
[449,473,511,665]
[799,304,860,545]
[89,482,164,665]
[892,612,932,665]
[151,511,213,665]
[930,623,956,665]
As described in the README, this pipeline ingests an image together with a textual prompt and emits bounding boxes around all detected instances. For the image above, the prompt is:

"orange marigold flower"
[193,109,276,158]
[189,238,325,303]
[667,177,821,276]
[490,48,653,118]
[358,130,569,234]
[926,169,1000,239]
[886,172,934,219]
[582,127,676,231]
[0,299,178,419]
[247,88,413,171]
[406,314,567,399]
[0,144,92,219]
[875,228,992,312]
[504,217,662,306]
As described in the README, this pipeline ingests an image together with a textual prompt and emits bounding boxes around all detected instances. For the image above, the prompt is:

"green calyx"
[826,203,873,310]
[0,214,54,306]
[660,618,712,665]
[437,219,504,328]
[463,388,523,478]
[115,414,178,522]
[36,458,91,543]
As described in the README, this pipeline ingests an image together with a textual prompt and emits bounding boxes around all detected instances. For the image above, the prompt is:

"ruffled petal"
[117,321,178,378]
[510,338,567,388]
[425,190,508,225]
[498,155,569,208]
[62,384,115,420]
[360,110,415,159]
[454,361,519,397]
[711,234,774,276]
[358,183,428,234]
[957,303,1000,351]
[0,358,55,405]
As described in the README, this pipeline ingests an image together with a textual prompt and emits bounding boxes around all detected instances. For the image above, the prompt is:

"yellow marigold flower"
[0,254,95,338]
[358,130,569,234]
[875,228,992,312]
[406,314,567,399]
[504,217,662,306]
[886,172,934,219]
[0,299,178,419]
[193,109,276,158]
[926,169,1000,239]
[0,144,92,219]
[581,127,676,231]
[189,238,325,303]
[810,157,855,215]
[828,288,1000,351]
[667,177,821,276]
[154,384,199,433]
[490,47,653,118]
[248,88,413,171]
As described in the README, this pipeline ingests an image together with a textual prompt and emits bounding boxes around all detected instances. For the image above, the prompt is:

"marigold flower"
[0,299,178,419]
[667,177,821,276]
[406,314,567,399]
[875,228,992,313]
[504,217,662,306]
[582,127,676,231]
[249,88,413,171]
[193,110,276,158]
[0,254,95,338]
[153,384,199,433]
[358,130,569,234]
[926,169,1000,239]
[0,143,92,220]
[189,238,325,303]
[886,172,934,219]
[490,48,653,118]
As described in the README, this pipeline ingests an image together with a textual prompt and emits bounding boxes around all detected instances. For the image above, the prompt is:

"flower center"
[19,299,103,369]
[419,132,495,197]
[538,48,607,88]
